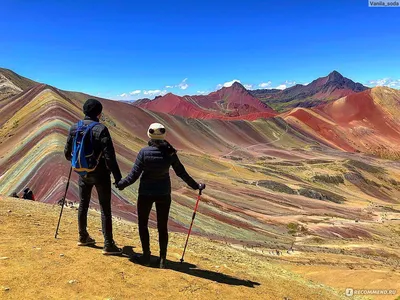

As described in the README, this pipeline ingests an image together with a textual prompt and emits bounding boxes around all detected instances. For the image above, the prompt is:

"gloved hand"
[198,183,206,190]
[114,180,125,191]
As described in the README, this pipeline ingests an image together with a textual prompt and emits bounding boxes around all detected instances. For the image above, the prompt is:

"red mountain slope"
[282,87,400,158]
[135,82,277,121]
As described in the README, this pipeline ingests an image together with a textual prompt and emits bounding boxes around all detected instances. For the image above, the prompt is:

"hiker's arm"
[118,150,144,188]
[100,127,122,182]
[64,127,73,161]
[171,154,199,190]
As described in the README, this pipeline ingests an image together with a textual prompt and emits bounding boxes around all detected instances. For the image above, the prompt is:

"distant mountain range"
[1,67,400,161]
[0,68,371,117]
[250,70,369,111]
[133,81,277,121]
[132,71,370,118]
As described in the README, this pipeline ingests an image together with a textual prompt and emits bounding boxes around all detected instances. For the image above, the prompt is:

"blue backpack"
[71,120,102,176]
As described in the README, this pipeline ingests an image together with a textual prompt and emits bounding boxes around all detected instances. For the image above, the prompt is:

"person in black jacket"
[116,122,205,268]
[64,98,123,255]
[22,187,35,200]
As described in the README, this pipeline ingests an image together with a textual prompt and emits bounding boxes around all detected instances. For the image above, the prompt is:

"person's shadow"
[122,246,260,288]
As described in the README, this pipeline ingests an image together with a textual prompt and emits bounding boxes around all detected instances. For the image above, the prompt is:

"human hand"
[114,180,125,191]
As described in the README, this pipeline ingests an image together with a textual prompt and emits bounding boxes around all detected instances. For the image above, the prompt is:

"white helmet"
[147,123,166,140]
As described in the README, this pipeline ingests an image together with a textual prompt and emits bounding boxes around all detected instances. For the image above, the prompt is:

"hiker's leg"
[155,195,172,258]
[78,177,93,238]
[95,176,113,245]
[137,194,154,254]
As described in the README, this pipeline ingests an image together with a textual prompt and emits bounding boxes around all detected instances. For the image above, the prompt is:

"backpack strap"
[86,121,99,146]
[76,120,84,128]
[86,121,99,129]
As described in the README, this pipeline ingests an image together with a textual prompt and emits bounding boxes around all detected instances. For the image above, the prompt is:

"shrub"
[312,174,344,185]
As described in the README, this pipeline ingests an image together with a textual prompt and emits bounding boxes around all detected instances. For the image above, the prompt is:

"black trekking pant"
[78,174,114,245]
[137,194,171,258]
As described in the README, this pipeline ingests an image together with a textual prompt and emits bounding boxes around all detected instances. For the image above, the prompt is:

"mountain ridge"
[2,68,400,160]
[250,71,370,111]
[134,81,277,120]
[0,68,39,100]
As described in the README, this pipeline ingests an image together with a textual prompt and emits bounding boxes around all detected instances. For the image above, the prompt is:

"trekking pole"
[180,186,204,263]
[55,166,72,238]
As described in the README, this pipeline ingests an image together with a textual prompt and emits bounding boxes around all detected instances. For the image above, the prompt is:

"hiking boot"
[158,257,167,269]
[77,235,96,246]
[132,252,151,266]
[102,242,123,256]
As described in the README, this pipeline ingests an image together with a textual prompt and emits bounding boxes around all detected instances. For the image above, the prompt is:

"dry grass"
[0,196,360,300]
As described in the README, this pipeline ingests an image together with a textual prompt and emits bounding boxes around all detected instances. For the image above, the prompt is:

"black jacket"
[118,141,199,195]
[64,116,122,181]
[23,190,34,200]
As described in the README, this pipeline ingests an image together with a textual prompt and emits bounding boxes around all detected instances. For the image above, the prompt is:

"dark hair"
[83,99,103,118]
[148,139,177,156]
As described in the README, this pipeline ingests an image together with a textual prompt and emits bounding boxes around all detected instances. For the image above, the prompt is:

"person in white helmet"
[116,122,205,268]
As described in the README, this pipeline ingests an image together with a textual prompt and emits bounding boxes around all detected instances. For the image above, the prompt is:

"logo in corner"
[345,288,354,297]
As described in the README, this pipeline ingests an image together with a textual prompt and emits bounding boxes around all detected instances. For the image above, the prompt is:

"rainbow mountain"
[1,68,400,253]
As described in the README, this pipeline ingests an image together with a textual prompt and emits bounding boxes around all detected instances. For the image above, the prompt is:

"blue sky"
[1,0,399,100]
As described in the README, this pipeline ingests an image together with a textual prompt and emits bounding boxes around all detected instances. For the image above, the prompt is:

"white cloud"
[216,79,243,89]
[275,85,287,90]
[143,89,167,97]
[367,78,400,89]
[274,80,297,90]
[284,80,296,86]
[222,79,241,87]
[120,93,128,97]
[165,78,190,90]
[197,91,208,95]
[176,78,189,90]
[258,81,272,88]
[143,90,160,95]
[129,90,141,95]
[216,79,257,90]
